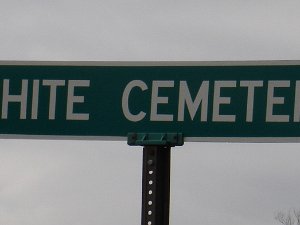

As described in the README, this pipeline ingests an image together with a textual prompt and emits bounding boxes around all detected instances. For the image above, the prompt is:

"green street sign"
[0,61,300,142]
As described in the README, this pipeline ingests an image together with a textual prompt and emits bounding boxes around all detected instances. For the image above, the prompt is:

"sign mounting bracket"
[127,133,184,147]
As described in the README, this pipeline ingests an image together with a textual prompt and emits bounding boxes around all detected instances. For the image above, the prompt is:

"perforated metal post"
[142,146,171,225]
[127,133,183,225]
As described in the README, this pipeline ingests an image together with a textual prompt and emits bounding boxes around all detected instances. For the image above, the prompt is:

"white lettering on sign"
[2,79,28,119]
[42,80,66,120]
[31,80,40,119]
[122,80,148,122]
[240,80,263,122]
[67,80,90,121]
[150,81,174,121]
[177,81,209,122]
[212,81,237,122]
[266,80,290,122]
[0,79,90,120]
[122,79,300,123]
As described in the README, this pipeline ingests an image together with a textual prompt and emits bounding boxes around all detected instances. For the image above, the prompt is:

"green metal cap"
[127,133,184,147]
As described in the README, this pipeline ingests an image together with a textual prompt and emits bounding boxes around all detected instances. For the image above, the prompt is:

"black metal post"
[141,145,171,225]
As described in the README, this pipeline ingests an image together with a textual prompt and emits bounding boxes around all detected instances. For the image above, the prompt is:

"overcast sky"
[0,0,300,225]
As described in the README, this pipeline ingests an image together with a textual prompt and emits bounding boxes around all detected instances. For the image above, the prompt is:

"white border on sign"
[0,60,299,66]
[0,135,300,143]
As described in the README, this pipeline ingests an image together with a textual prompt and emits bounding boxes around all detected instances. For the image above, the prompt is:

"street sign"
[0,61,300,142]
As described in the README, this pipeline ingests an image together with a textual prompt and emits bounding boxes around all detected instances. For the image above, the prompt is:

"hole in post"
[148,190,152,195]
[149,170,153,175]
[148,211,152,215]
[148,221,152,225]
[148,201,152,205]
[149,180,153,185]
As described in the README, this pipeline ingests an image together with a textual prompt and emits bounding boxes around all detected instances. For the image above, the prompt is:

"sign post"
[142,146,171,225]
[128,133,184,225]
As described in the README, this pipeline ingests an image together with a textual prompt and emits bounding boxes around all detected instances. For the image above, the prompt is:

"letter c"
[122,80,148,122]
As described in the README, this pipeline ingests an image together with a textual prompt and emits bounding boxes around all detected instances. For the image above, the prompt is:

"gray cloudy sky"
[0,0,300,225]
